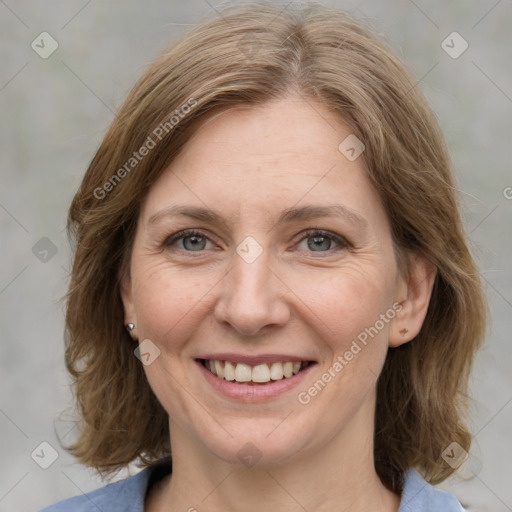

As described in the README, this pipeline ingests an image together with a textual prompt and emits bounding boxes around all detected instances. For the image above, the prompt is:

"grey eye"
[182,234,207,251]
[306,235,333,252]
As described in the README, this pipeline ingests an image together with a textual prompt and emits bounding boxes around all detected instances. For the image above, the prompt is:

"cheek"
[131,260,216,350]
[293,270,396,422]
[295,261,396,341]
[291,261,397,399]
[130,261,218,423]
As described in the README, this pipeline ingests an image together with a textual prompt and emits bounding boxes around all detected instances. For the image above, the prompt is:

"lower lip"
[196,360,316,402]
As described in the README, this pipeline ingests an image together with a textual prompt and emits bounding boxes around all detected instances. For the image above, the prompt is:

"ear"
[119,270,138,339]
[389,253,436,348]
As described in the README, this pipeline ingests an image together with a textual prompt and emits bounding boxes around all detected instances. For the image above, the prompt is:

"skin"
[121,95,435,512]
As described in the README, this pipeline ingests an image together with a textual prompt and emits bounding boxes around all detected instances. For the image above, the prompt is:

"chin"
[193,414,322,469]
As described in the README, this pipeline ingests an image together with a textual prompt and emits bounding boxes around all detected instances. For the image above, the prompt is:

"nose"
[213,250,290,337]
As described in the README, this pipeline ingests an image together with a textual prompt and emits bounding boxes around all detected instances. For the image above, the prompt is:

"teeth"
[269,362,283,380]
[223,361,236,381]
[252,364,271,383]
[234,363,252,382]
[214,360,224,379]
[283,362,293,378]
[204,360,307,383]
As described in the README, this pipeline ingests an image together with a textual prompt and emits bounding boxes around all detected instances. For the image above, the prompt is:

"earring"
[126,323,135,331]
[399,328,408,336]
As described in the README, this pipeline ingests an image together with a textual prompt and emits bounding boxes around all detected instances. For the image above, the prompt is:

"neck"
[148,405,400,512]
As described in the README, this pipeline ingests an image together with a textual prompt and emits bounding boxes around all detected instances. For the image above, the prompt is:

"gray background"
[1,1,511,511]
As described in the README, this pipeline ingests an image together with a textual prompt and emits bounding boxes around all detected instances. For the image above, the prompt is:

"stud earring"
[126,323,135,331]
[399,328,408,336]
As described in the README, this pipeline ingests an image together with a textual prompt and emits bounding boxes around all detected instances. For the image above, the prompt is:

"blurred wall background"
[0,1,511,511]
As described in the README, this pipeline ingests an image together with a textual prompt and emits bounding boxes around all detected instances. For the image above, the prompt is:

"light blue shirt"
[40,460,465,511]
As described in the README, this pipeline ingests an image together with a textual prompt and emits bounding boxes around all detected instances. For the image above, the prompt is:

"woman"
[41,3,486,511]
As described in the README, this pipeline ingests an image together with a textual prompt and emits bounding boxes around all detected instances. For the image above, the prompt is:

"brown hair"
[64,2,487,492]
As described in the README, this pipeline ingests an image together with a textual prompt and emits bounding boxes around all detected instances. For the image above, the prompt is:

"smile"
[200,359,312,384]
[195,355,317,401]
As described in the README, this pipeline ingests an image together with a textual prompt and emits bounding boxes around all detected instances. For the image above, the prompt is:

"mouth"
[197,358,315,385]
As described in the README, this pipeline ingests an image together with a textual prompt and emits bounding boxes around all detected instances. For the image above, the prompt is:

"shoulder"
[38,460,172,512]
[38,470,149,512]
[399,468,466,512]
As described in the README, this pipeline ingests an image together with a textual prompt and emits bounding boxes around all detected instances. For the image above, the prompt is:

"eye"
[163,230,214,252]
[296,230,349,253]
[162,228,350,255]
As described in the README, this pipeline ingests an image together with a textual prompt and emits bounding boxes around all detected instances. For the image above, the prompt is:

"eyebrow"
[147,204,368,230]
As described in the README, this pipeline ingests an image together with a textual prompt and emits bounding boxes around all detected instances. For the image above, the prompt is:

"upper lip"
[197,353,316,365]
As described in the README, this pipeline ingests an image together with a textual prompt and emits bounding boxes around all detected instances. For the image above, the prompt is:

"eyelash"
[162,229,351,255]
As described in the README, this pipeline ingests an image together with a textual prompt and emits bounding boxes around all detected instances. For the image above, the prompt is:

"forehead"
[176,97,353,169]
[140,96,388,234]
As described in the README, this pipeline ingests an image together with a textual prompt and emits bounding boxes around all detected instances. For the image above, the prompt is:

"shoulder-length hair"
[64,2,486,492]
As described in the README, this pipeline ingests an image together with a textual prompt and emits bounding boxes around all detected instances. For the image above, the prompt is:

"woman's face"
[122,95,412,467]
